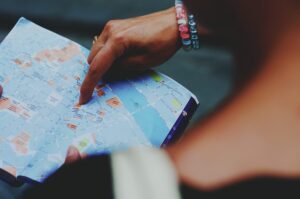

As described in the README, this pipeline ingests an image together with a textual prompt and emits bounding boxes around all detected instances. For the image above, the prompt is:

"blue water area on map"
[110,80,169,146]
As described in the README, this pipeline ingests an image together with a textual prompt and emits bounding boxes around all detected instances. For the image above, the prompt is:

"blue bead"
[189,20,196,26]
[188,15,194,20]
[182,39,192,46]
[191,34,198,40]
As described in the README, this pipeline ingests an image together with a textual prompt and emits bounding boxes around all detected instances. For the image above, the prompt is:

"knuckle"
[105,20,117,33]
[111,32,125,43]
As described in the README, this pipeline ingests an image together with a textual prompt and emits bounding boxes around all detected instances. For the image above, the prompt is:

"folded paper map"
[0,18,198,183]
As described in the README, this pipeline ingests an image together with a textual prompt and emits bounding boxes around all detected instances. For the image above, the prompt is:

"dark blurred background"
[0,0,234,197]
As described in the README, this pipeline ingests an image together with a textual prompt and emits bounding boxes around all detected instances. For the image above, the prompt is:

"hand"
[65,146,82,164]
[79,7,181,104]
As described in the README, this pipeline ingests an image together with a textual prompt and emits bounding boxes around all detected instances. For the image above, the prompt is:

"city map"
[0,18,198,182]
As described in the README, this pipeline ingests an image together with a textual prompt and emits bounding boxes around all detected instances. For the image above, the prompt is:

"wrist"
[164,7,184,50]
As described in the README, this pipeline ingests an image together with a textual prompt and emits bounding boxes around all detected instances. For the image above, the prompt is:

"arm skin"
[167,0,300,190]
[167,42,300,189]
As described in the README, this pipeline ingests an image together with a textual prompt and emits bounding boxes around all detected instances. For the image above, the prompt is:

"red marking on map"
[97,89,105,97]
[14,58,32,68]
[47,80,56,87]
[67,123,77,130]
[10,132,31,155]
[98,110,106,118]
[0,98,33,120]
[106,97,122,108]
[34,42,84,63]
[0,98,10,110]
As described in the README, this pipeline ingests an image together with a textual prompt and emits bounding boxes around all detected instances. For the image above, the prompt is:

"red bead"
[176,12,186,19]
[180,32,190,39]
[179,24,189,32]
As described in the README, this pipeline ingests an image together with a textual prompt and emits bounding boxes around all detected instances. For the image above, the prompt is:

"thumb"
[65,145,82,164]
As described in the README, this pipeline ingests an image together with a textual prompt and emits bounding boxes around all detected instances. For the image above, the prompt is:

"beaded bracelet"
[188,14,200,49]
[175,0,200,50]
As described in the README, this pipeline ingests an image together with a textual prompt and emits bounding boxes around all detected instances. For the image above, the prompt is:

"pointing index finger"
[79,41,124,104]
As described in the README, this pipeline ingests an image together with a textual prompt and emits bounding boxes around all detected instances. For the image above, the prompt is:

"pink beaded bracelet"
[175,0,192,50]
[175,0,200,50]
